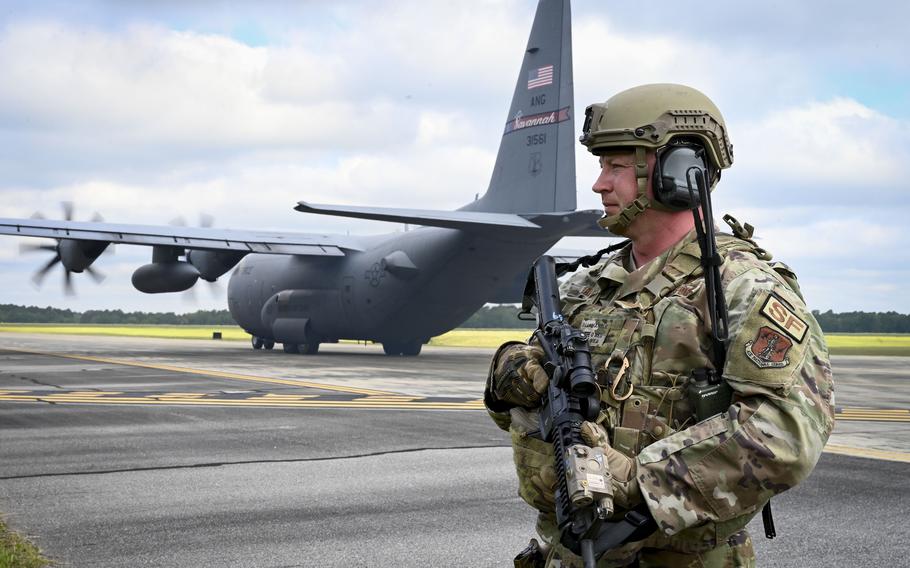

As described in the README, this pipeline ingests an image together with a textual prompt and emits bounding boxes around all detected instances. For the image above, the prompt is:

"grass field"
[1,324,909,356]
[0,517,49,568]
[0,324,250,341]
[428,329,530,348]
[823,334,910,357]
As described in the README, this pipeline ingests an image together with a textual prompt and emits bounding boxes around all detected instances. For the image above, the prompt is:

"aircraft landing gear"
[382,341,422,356]
[283,342,319,354]
[253,336,276,350]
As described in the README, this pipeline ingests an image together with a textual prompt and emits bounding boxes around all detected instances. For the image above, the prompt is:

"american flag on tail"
[527,65,554,89]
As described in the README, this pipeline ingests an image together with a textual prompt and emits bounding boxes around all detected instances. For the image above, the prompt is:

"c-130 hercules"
[0,0,603,356]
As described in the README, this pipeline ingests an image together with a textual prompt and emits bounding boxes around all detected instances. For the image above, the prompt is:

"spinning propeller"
[170,213,224,302]
[21,202,109,295]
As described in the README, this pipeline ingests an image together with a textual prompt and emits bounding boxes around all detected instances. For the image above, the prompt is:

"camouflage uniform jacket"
[486,228,835,561]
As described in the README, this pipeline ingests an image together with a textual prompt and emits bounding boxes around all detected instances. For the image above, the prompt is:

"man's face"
[591,150,640,217]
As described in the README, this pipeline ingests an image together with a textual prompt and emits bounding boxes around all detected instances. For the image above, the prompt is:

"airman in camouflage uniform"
[485,84,835,567]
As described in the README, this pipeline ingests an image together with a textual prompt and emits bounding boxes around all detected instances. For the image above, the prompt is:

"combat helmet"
[579,83,734,233]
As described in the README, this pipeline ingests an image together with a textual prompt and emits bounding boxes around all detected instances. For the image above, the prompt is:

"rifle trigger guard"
[610,357,634,401]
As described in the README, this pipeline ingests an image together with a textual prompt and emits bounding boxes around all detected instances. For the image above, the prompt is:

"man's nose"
[592,168,611,194]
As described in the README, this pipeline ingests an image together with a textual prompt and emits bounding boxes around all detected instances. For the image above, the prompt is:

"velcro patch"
[580,319,599,333]
[745,326,793,368]
[760,294,808,342]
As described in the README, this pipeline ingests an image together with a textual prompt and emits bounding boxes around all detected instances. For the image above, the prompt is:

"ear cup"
[652,145,709,211]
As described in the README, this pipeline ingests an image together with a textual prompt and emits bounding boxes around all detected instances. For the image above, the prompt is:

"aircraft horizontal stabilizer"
[295,202,541,230]
[521,209,612,237]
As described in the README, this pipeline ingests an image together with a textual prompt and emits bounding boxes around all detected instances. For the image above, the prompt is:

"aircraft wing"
[0,217,363,256]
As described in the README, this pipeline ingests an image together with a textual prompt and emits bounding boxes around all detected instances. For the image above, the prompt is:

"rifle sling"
[592,506,657,558]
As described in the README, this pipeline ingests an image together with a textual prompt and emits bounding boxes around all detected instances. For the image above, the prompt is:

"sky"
[0,0,908,314]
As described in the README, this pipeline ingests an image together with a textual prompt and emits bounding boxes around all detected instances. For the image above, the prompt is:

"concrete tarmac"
[1,333,908,566]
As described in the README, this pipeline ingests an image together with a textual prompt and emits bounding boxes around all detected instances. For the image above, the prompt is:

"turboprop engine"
[57,239,109,272]
[186,250,247,282]
[21,202,111,294]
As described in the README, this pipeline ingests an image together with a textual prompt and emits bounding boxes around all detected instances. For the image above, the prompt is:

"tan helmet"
[579,84,733,233]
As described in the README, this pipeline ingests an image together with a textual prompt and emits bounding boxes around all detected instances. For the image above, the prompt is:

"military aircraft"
[0,0,603,356]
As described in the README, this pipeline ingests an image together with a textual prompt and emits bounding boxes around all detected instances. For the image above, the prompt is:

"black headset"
[652,140,718,211]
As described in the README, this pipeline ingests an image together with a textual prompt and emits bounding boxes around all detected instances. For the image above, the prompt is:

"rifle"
[520,256,654,567]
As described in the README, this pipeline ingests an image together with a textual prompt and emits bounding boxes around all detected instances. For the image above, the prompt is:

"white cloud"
[767,219,901,259]
[0,1,907,314]
[731,98,905,193]
[0,23,414,153]
[799,267,910,313]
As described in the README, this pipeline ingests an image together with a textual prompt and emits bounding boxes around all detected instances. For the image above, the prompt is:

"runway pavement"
[1,333,908,566]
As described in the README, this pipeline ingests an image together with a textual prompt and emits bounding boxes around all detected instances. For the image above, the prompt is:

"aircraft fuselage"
[227,226,558,347]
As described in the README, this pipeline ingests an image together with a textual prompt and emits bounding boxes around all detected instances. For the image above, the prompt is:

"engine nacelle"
[132,261,199,294]
[59,239,109,272]
[187,250,247,282]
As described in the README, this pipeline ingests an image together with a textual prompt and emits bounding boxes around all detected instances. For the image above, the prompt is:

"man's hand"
[580,421,642,510]
[490,342,550,409]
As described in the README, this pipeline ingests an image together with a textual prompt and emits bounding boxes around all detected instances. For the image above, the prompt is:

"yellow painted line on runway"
[249,394,320,401]
[0,393,485,410]
[355,395,422,402]
[840,407,908,414]
[156,392,208,399]
[835,407,910,422]
[824,444,910,463]
[3,387,909,418]
[1,347,398,397]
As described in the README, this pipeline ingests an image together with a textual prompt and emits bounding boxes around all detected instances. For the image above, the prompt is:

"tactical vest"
[516,225,802,556]
[565,232,780,459]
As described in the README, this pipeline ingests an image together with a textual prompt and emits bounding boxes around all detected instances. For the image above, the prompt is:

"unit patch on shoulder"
[745,326,793,369]
[760,294,808,343]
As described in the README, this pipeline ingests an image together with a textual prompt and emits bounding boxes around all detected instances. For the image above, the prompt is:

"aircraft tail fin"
[463,0,575,215]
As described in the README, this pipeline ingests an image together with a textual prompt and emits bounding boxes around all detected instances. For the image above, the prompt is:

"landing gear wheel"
[382,341,422,356]
[283,343,300,354]
[263,340,275,350]
[400,341,422,357]
[300,342,320,355]
[251,336,264,350]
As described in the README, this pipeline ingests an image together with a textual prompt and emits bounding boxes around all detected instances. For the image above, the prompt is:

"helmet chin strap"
[597,147,651,234]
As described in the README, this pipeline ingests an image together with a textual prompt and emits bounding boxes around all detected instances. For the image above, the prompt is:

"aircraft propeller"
[170,213,225,301]
[21,202,109,296]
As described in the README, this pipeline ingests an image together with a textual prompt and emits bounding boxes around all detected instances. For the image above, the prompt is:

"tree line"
[2,303,909,333]
[811,310,910,333]
[0,304,235,325]
[463,306,910,333]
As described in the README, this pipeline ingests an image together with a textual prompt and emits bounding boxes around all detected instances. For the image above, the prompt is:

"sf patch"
[745,326,793,369]
[760,294,808,342]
